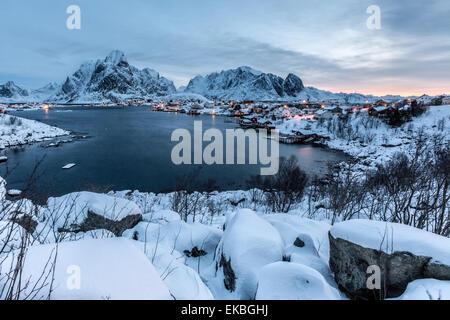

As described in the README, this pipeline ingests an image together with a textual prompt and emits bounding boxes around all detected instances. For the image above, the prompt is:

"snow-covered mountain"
[0,81,30,101]
[49,51,176,103]
[0,52,434,104]
[184,66,305,101]
[183,67,411,103]
[31,82,59,101]
[295,87,402,104]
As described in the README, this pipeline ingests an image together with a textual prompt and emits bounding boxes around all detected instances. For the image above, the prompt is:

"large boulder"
[255,262,340,300]
[215,209,284,299]
[44,192,142,237]
[329,220,450,300]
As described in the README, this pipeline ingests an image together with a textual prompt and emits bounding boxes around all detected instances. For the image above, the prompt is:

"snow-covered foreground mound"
[394,279,450,300]
[1,179,449,300]
[0,114,68,148]
[0,238,171,300]
[255,262,340,300]
[215,209,284,299]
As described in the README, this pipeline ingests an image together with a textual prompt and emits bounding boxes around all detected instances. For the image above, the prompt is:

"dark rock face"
[329,233,450,300]
[219,255,236,292]
[58,210,142,237]
[0,81,29,99]
[283,73,305,96]
[184,247,207,258]
[50,50,176,102]
[294,237,305,248]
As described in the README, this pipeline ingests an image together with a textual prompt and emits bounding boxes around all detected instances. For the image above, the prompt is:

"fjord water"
[1,107,348,198]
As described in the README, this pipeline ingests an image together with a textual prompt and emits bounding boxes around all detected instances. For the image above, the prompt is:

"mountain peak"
[48,51,175,102]
[104,50,128,66]
[235,66,262,76]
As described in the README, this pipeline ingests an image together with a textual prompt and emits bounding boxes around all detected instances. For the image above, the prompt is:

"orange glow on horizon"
[315,85,449,98]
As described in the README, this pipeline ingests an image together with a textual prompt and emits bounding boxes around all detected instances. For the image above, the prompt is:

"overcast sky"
[0,0,449,96]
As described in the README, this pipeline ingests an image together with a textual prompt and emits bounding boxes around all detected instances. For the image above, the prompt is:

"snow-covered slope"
[0,81,30,102]
[49,51,176,103]
[183,67,411,103]
[185,66,305,101]
[0,114,69,148]
[31,82,59,101]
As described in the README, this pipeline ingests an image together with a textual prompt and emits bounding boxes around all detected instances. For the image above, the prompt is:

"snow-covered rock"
[255,262,340,300]
[215,209,283,299]
[264,214,331,259]
[331,220,450,265]
[263,214,338,287]
[393,279,450,300]
[0,238,171,300]
[329,219,450,299]
[7,189,22,197]
[142,209,181,224]
[123,220,222,258]
[132,241,213,300]
[43,192,142,236]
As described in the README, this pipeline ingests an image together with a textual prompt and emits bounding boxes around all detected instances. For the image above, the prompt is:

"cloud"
[0,0,448,95]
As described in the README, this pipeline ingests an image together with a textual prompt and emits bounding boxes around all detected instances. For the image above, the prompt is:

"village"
[1,94,449,147]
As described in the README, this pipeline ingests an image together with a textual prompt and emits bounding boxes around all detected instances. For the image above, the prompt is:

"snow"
[255,262,340,300]
[142,209,181,224]
[0,238,171,300]
[123,220,222,259]
[0,221,31,254]
[7,189,22,197]
[158,92,212,103]
[131,241,213,300]
[44,191,142,230]
[330,219,450,265]
[277,104,450,167]
[122,220,219,300]
[62,163,76,170]
[393,279,450,300]
[216,209,284,299]
[0,176,6,201]
[0,156,7,162]
[264,214,331,260]
[0,114,68,148]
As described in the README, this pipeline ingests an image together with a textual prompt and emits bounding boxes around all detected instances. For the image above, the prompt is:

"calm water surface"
[1,107,349,198]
